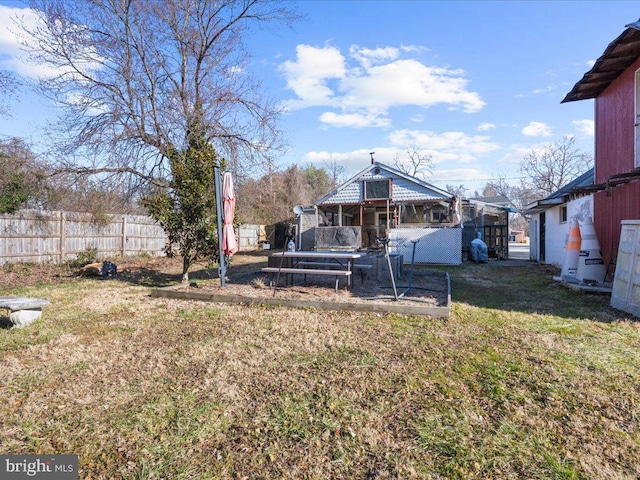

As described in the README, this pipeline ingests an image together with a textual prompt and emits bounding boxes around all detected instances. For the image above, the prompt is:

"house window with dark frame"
[560,205,567,224]
[426,204,449,223]
[363,179,391,200]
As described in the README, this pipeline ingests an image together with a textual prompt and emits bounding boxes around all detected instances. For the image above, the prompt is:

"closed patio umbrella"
[221,171,238,257]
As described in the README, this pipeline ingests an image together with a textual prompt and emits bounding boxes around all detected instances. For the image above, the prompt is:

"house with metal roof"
[314,161,454,230]
[295,160,510,264]
[523,168,595,267]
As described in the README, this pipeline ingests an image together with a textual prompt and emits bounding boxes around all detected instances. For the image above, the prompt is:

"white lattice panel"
[389,227,462,265]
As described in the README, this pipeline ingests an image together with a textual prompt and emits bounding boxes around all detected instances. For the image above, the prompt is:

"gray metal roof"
[546,168,595,200]
[563,20,640,103]
[523,168,595,213]
[314,162,451,206]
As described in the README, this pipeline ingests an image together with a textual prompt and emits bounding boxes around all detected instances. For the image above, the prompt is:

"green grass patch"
[1,255,639,478]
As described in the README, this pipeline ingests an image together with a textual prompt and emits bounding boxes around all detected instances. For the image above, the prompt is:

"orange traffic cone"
[576,217,606,284]
[560,219,581,283]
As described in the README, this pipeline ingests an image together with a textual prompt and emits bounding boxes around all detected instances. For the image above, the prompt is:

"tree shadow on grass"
[102,253,269,288]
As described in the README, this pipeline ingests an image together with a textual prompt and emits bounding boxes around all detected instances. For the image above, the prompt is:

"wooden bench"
[261,267,352,292]
[294,261,372,283]
[0,297,49,329]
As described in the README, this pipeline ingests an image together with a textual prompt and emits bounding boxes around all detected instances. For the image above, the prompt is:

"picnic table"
[262,250,371,291]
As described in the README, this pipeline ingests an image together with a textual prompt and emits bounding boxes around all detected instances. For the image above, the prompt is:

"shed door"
[539,212,546,263]
[530,219,538,261]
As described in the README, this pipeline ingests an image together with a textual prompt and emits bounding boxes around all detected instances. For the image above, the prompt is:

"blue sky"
[1,1,639,193]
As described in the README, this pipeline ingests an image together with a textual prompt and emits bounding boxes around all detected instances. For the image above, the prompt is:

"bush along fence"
[0,209,266,265]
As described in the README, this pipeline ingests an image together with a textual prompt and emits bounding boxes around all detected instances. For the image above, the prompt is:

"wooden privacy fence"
[0,209,266,265]
[0,209,167,265]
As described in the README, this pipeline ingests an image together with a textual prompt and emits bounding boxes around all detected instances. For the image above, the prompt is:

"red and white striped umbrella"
[221,171,238,257]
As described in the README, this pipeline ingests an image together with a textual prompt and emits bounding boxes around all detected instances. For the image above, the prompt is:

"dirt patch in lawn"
[174,268,449,308]
[1,251,450,316]
[152,251,450,316]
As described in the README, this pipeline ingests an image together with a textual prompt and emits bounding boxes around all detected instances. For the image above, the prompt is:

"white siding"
[529,195,594,267]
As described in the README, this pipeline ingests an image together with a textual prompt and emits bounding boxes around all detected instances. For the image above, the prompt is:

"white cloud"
[571,119,594,136]
[515,84,556,98]
[280,44,346,108]
[300,136,505,189]
[0,4,101,80]
[531,84,556,95]
[477,122,496,132]
[0,5,38,76]
[280,43,485,127]
[341,59,484,113]
[319,111,390,128]
[387,129,500,164]
[400,44,429,54]
[431,167,489,183]
[521,121,553,137]
[349,45,400,69]
[302,148,378,176]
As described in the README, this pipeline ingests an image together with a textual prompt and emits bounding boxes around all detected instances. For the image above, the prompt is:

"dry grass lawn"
[1,252,639,479]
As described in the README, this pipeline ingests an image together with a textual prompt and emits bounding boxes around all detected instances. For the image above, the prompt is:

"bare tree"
[481,174,513,199]
[0,69,18,117]
[19,0,297,281]
[20,0,296,182]
[324,155,345,189]
[445,184,467,198]
[393,145,434,178]
[519,136,593,197]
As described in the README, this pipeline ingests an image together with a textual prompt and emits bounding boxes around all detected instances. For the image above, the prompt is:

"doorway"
[375,212,388,228]
[539,212,546,263]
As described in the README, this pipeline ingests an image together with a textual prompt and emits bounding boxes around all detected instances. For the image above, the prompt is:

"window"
[363,179,391,200]
[425,205,449,223]
[432,211,448,222]
[560,205,567,224]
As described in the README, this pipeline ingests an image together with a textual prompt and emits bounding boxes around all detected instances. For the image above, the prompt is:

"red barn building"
[563,21,640,266]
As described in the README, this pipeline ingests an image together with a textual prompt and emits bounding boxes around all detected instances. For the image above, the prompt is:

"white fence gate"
[237,224,264,251]
[390,226,462,265]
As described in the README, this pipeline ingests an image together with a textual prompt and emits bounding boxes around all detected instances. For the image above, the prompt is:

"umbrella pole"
[214,165,226,287]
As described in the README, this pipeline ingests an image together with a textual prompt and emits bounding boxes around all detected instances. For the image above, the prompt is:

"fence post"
[121,215,127,258]
[59,211,66,263]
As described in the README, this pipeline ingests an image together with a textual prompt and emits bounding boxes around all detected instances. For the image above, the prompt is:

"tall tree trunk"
[182,256,190,284]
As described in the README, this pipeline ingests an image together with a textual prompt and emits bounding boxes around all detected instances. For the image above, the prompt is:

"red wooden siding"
[593,56,640,265]
[594,184,640,265]
[594,56,640,180]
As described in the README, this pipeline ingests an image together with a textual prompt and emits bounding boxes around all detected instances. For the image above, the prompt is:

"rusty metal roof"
[562,20,640,103]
